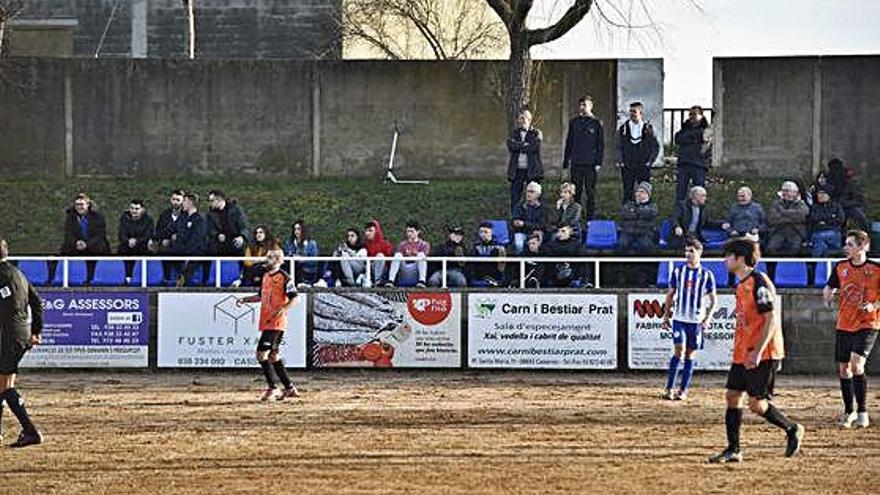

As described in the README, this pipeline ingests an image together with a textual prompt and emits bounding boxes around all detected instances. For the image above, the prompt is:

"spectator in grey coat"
[554,182,583,240]
[618,182,658,253]
[766,181,810,255]
[721,187,765,241]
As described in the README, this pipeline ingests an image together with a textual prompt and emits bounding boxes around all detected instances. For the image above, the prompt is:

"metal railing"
[7,255,841,289]
[662,107,713,147]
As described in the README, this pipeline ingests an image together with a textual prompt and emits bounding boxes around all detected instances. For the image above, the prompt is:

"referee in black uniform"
[0,238,44,448]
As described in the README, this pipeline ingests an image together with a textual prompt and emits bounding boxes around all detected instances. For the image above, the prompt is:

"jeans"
[767,234,804,255]
[388,253,427,285]
[675,163,707,202]
[619,232,656,253]
[620,165,651,204]
[509,168,528,215]
[339,255,366,285]
[570,165,598,221]
[428,268,467,288]
[811,230,842,257]
[371,255,387,285]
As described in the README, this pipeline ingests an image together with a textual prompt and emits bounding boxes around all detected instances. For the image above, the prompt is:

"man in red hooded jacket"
[363,220,394,287]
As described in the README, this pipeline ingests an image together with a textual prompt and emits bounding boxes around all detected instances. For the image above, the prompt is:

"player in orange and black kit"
[823,230,879,429]
[237,244,301,401]
[709,238,804,463]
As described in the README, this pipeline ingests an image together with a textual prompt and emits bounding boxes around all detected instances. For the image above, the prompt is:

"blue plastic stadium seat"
[52,261,88,287]
[702,261,730,288]
[774,262,808,288]
[658,220,672,249]
[585,220,618,249]
[702,228,727,250]
[92,261,126,286]
[17,260,49,286]
[814,261,832,288]
[656,261,684,288]
[146,260,170,286]
[220,261,242,286]
[487,220,510,246]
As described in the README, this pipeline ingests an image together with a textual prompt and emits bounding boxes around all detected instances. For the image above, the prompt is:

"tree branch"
[485,0,513,27]
[528,0,594,45]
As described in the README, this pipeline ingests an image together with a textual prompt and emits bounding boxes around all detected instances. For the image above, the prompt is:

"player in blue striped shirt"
[662,237,718,400]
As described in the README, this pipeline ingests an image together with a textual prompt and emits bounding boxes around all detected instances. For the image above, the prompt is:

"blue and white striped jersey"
[669,264,717,323]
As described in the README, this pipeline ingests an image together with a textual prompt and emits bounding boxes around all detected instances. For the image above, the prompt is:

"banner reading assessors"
[21,291,149,368]
[468,293,618,369]
[157,292,307,368]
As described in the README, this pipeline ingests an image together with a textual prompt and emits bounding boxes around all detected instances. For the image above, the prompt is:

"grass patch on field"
[2,169,876,255]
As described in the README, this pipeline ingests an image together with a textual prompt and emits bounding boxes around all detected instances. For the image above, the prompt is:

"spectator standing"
[563,95,605,220]
[150,189,185,283]
[766,181,810,255]
[117,199,155,286]
[809,187,845,257]
[386,221,431,288]
[206,190,249,257]
[721,187,765,241]
[555,182,583,240]
[55,193,111,285]
[618,182,658,253]
[470,222,507,287]
[669,186,714,249]
[236,225,272,287]
[506,110,544,215]
[674,106,710,202]
[828,158,869,230]
[283,220,320,286]
[427,226,468,288]
[172,192,208,286]
[511,182,550,254]
[363,220,393,286]
[615,101,660,204]
[332,228,368,287]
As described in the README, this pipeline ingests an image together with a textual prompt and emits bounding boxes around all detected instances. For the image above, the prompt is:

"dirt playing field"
[0,371,877,494]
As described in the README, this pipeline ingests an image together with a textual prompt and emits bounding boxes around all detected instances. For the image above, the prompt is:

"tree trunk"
[506,30,531,130]
[0,19,6,57]
[186,1,195,59]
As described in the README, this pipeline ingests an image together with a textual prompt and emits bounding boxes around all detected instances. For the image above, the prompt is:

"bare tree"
[0,0,23,57]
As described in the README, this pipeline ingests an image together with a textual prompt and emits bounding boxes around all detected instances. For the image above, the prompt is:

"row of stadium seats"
[15,260,242,287]
[656,260,831,288]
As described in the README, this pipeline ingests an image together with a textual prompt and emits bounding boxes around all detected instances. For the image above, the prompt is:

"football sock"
[680,359,696,393]
[840,377,854,414]
[665,355,681,390]
[272,360,293,390]
[259,360,276,389]
[853,375,867,413]
[762,403,795,431]
[2,389,37,435]
[725,408,742,453]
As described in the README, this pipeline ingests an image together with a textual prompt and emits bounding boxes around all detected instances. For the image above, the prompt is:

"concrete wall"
[713,55,879,178]
[14,0,341,59]
[0,58,663,178]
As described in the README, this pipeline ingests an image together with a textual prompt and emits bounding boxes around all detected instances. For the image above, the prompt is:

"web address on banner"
[477,348,608,357]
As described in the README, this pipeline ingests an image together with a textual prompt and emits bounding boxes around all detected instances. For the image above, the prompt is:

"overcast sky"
[529,0,880,108]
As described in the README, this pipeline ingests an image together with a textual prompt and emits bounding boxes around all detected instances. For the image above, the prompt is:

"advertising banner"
[157,292,307,368]
[312,291,461,368]
[468,293,618,369]
[21,291,149,368]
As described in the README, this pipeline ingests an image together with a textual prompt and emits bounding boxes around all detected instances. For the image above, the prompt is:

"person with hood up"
[828,158,869,231]
[363,219,394,286]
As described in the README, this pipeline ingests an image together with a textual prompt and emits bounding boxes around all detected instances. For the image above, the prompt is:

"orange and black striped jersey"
[827,260,880,332]
[258,269,297,332]
[732,270,784,364]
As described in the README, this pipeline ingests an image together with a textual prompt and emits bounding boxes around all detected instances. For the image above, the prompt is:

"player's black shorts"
[0,330,30,375]
[726,360,778,399]
[836,329,878,363]
[256,330,284,353]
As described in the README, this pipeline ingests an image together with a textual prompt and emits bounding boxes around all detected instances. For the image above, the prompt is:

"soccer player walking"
[661,238,717,400]
[710,238,804,463]
[237,244,301,401]
[0,238,45,448]
[823,230,879,428]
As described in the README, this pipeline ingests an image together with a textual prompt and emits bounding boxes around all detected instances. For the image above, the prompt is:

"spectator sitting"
[470,221,507,287]
[283,220,319,286]
[808,171,835,207]
[117,199,155,286]
[555,182,583,240]
[766,181,810,255]
[721,187,765,241]
[506,109,544,215]
[668,186,714,249]
[206,189,249,257]
[511,182,549,254]
[171,191,208,286]
[149,189,185,283]
[54,193,111,285]
[332,228,368,287]
[808,187,845,257]
[427,225,468,288]
[364,219,393,286]
[542,224,590,288]
[235,225,272,287]
[673,105,710,202]
[828,158,869,230]
[522,233,546,288]
[618,181,658,254]
[386,221,430,288]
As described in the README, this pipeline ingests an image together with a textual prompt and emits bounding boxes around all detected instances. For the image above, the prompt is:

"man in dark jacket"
[427,226,468,288]
[669,186,716,249]
[117,199,155,285]
[619,182,658,253]
[149,189,185,282]
[615,101,660,204]
[0,238,45,448]
[206,190,249,256]
[674,106,710,202]
[507,110,544,215]
[828,158,869,230]
[563,95,605,220]
[543,224,590,288]
[470,222,507,287]
[767,181,810,255]
[511,182,550,254]
[172,192,208,286]
[809,187,845,257]
[53,193,111,285]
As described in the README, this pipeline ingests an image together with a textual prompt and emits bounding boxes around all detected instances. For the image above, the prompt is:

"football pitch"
[1,371,877,494]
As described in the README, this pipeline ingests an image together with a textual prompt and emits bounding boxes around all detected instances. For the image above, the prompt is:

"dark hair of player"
[723,238,761,268]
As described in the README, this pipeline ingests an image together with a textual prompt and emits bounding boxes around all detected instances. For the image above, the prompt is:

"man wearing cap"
[427,226,468,288]
[809,186,846,257]
[619,181,658,253]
